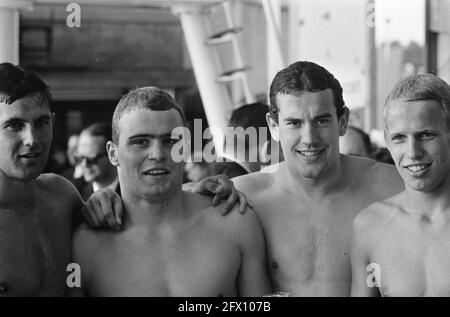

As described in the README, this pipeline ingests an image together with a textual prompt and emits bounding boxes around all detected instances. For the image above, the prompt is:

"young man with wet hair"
[0,64,243,296]
[70,87,270,296]
[351,74,450,296]
[0,62,124,296]
[231,61,404,296]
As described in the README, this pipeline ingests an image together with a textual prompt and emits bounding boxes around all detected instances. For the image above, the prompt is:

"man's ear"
[338,107,350,136]
[106,141,119,166]
[266,113,280,142]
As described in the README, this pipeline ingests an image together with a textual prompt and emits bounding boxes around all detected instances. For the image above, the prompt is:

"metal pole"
[262,0,285,87]
[173,4,234,156]
[0,0,32,63]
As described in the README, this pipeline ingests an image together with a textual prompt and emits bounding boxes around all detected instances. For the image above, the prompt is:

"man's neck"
[403,180,450,222]
[281,155,345,201]
[123,188,185,227]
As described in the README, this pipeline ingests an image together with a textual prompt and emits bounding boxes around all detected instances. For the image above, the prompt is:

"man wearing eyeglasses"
[76,123,120,200]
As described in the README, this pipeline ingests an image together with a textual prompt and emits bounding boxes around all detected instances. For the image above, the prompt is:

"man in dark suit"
[76,123,120,200]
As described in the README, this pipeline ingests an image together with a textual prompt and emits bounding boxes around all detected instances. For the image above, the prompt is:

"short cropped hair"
[81,122,112,145]
[269,61,346,122]
[384,73,450,128]
[0,62,53,110]
[112,86,185,144]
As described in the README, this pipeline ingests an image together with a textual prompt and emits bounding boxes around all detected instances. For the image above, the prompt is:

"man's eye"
[132,139,149,146]
[36,119,50,127]
[164,138,180,146]
[420,132,435,139]
[391,135,405,142]
[316,119,330,126]
[6,123,23,131]
[286,121,300,127]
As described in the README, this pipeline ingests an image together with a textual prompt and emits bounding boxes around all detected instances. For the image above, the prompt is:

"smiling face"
[0,93,53,181]
[268,89,348,179]
[385,99,450,192]
[108,108,185,201]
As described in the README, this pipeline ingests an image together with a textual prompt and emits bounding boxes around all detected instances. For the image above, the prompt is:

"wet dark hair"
[0,62,53,110]
[112,86,185,144]
[269,61,345,122]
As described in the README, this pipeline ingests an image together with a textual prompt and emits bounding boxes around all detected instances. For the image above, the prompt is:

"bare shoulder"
[37,173,82,202]
[343,155,403,198]
[363,161,401,186]
[35,173,83,219]
[232,164,279,197]
[354,194,405,234]
[365,161,398,180]
[185,191,262,238]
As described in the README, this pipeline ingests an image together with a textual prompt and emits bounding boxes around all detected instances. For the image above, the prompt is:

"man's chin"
[15,170,42,182]
[405,177,443,193]
[297,164,328,179]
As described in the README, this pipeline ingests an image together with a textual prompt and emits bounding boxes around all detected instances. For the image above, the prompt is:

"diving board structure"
[0,0,284,152]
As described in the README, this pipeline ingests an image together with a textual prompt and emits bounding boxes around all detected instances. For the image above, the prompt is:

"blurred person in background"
[340,125,372,158]
[61,134,86,191]
[225,102,283,173]
[76,123,119,200]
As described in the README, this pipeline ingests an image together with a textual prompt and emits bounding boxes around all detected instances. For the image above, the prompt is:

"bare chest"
[87,229,241,297]
[372,232,450,297]
[254,193,360,295]
[0,208,71,296]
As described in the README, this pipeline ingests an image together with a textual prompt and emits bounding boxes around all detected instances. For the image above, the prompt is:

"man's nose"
[22,125,37,147]
[148,140,167,161]
[407,138,423,159]
[301,123,318,145]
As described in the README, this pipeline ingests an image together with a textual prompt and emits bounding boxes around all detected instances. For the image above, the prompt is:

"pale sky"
[376,0,425,45]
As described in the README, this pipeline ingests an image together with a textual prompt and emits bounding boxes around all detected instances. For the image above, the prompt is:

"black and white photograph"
[1,0,450,303]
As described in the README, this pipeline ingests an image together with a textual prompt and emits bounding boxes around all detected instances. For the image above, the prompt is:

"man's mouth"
[296,149,325,159]
[19,152,41,159]
[143,168,170,176]
[404,163,431,175]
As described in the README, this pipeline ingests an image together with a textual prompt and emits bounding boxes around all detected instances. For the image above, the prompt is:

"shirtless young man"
[351,74,450,297]
[0,64,241,297]
[70,87,270,297]
[0,63,126,296]
[231,61,404,296]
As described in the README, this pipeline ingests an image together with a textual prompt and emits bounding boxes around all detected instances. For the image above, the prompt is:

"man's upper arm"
[350,207,379,297]
[66,226,92,297]
[234,209,271,296]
